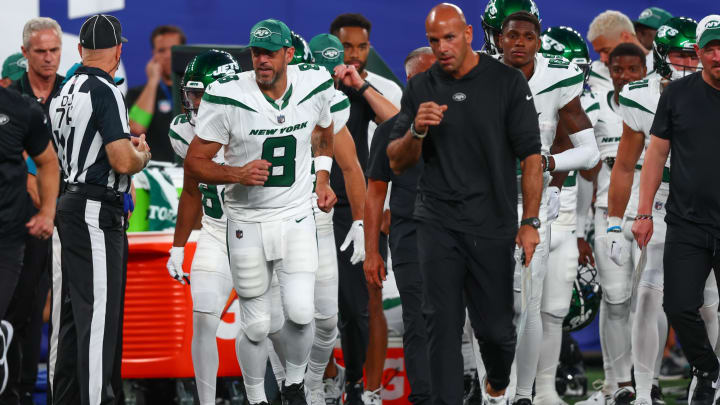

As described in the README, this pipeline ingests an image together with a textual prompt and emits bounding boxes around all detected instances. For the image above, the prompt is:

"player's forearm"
[363,87,399,123]
[35,160,59,218]
[387,132,421,175]
[312,125,334,158]
[636,141,668,215]
[549,172,568,189]
[342,164,366,220]
[184,157,239,185]
[125,149,151,175]
[173,188,202,248]
[552,128,600,171]
[607,165,634,218]
[521,154,543,219]
[364,180,387,255]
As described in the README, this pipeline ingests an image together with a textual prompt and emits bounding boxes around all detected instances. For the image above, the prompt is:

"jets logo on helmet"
[563,263,602,332]
[253,27,272,38]
[212,62,240,77]
[482,0,540,55]
[541,35,565,53]
[706,20,720,29]
[321,47,340,59]
[657,25,679,39]
[485,0,498,19]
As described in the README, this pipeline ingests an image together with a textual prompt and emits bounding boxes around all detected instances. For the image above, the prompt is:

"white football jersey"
[168,114,227,237]
[313,88,351,223]
[588,52,654,93]
[594,89,625,209]
[618,76,669,217]
[196,64,335,222]
[528,54,585,154]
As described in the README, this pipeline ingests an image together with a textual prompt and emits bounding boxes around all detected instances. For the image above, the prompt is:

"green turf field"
[565,368,690,405]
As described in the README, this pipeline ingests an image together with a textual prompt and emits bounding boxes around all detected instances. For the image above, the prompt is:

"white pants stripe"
[85,200,108,405]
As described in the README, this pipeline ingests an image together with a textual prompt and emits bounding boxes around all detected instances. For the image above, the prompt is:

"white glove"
[547,186,560,222]
[340,220,365,265]
[167,246,189,284]
[607,230,629,266]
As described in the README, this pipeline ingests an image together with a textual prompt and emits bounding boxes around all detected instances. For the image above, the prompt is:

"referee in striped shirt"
[48,14,150,405]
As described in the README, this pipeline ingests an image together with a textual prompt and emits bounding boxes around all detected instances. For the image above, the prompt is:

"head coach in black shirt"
[365,46,435,405]
[387,4,543,404]
[48,14,150,405]
[0,87,58,323]
[631,15,720,403]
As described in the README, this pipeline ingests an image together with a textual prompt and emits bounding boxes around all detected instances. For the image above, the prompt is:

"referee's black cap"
[79,14,128,50]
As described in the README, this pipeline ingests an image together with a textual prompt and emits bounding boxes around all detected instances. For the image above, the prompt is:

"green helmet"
[541,26,591,82]
[181,49,241,121]
[481,0,540,54]
[290,31,315,65]
[653,17,698,81]
[563,263,602,332]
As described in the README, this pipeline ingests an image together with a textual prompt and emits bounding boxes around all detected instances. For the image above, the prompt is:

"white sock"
[535,312,564,398]
[632,287,663,400]
[515,302,542,398]
[601,299,632,385]
[701,303,719,351]
[655,313,668,381]
[191,312,222,405]
[237,333,269,404]
[306,317,338,391]
[270,320,313,385]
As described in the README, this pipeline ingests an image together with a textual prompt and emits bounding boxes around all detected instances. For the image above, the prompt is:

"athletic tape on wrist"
[314,156,333,174]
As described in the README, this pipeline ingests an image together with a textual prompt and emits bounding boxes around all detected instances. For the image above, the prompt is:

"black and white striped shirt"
[50,66,131,192]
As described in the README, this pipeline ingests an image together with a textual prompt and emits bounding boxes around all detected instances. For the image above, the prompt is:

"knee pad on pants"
[280,272,316,326]
[315,315,339,343]
[314,275,338,319]
[595,235,633,304]
[243,318,271,343]
[637,240,665,292]
[191,269,232,317]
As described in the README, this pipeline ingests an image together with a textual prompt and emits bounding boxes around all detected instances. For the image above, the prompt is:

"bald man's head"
[425,3,474,77]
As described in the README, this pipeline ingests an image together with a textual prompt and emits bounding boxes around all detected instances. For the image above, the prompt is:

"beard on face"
[255,63,286,89]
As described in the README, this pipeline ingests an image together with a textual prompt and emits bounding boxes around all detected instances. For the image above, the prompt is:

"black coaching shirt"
[50,66,132,193]
[651,72,720,238]
[389,54,541,239]
[0,87,52,241]
[367,114,423,264]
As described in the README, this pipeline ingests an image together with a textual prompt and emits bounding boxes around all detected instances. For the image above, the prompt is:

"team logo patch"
[452,92,466,102]
[322,47,340,59]
[0,114,9,125]
[654,200,665,211]
[277,114,285,124]
[253,27,272,39]
[236,229,243,239]
[639,9,653,19]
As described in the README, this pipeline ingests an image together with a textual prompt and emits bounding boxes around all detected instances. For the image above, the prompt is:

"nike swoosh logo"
[295,216,307,223]
[526,95,533,101]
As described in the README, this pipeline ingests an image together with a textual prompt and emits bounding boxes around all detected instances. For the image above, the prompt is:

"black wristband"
[358,81,371,95]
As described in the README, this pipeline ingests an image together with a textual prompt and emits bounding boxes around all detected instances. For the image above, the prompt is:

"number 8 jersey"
[196,64,335,223]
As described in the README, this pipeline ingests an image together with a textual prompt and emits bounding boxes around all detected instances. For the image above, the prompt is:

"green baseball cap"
[2,53,27,80]
[309,34,344,72]
[697,15,720,48]
[635,7,673,30]
[248,19,292,51]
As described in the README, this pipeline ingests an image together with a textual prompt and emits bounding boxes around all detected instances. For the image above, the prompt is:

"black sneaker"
[514,398,532,405]
[612,386,635,405]
[650,385,665,405]
[344,381,363,405]
[464,371,482,405]
[690,368,719,405]
[282,382,308,405]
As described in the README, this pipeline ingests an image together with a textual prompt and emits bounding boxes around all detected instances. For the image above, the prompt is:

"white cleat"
[361,388,382,405]
[480,376,508,405]
[323,363,345,405]
[309,388,326,405]
[576,390,609,405]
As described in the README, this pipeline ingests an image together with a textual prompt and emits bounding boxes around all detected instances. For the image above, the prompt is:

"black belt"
[63,183,123,205]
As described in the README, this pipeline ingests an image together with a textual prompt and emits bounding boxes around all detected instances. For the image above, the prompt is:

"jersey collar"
[262,83,293,110]
[75,65,116,86]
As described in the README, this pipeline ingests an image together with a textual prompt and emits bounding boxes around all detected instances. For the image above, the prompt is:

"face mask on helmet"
[182,80,204,125]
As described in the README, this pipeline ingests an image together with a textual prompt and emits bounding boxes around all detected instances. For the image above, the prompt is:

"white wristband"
[314,156,333,174]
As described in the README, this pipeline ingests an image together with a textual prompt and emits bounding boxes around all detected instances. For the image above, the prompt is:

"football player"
[185,19,337,405]
[586,11,655,93]
[497,11,600,405]
[606,17,718,405]
[533,26,599,405]
[165,49,240,405]
[481,0,540,55]
[267,32,367,405]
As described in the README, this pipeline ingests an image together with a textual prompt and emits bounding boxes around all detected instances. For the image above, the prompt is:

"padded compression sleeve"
[552,128,600,172]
